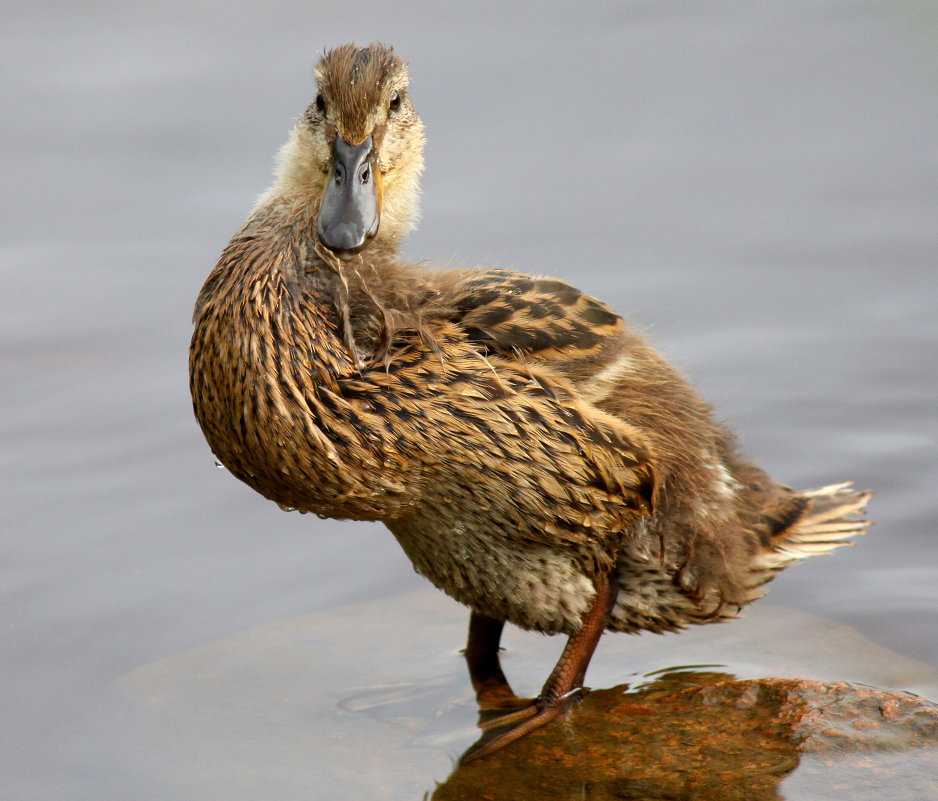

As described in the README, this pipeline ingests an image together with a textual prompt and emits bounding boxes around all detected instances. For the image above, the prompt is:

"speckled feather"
[190,43,871,640]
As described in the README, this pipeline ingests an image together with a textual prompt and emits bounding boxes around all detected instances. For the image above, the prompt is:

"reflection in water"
[113,599,938,799]
[433,670,938,801]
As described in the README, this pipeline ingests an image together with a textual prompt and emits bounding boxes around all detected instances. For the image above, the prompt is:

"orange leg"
[464,612,527,709]
[462,570,614,762]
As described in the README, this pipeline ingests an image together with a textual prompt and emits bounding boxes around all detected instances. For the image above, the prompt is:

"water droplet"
[277,503,297,513]
[214,459,227,470]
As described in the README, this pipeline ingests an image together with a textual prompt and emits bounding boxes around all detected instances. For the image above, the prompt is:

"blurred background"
[2,1,937,798]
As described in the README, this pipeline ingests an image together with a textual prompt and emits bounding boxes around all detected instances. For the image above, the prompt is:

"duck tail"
[759,483,873,574]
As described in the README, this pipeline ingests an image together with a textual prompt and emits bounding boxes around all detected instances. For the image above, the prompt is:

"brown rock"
[433,672,938,801]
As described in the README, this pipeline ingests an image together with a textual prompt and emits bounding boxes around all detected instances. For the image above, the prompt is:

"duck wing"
[433,268,627,380]
[339,327,656,550]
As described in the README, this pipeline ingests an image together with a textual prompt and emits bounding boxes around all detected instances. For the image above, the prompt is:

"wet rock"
[434,672,938,801]
[785,680,938,750]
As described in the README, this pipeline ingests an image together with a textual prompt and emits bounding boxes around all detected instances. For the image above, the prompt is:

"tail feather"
[754,482,873,573]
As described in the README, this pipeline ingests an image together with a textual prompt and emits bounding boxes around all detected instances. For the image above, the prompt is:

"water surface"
[3,2,937,798]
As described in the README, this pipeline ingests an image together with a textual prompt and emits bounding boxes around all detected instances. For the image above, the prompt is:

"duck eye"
[389,91,401,112]
[315,92,325,113]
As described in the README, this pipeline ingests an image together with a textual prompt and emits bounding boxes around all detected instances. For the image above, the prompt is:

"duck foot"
[462,689,587,762]
[461,570,614,763]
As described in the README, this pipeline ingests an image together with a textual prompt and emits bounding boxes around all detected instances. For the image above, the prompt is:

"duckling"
[189,43,872,760]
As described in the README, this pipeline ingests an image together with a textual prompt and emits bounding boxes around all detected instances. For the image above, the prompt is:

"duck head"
[264,43,425,258]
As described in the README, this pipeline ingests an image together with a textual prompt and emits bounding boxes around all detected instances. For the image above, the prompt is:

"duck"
[189,42,872,761]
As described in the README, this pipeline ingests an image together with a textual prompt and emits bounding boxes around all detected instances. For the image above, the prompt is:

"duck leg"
[462,569,614,762]
[465,612,531,709]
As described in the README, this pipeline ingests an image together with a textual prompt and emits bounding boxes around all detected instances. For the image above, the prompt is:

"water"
[3,2,937,798]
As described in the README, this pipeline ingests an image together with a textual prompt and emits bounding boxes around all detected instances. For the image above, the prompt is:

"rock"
[434,671,938,801]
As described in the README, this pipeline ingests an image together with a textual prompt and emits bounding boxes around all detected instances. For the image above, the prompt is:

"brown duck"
[189,43,872,760]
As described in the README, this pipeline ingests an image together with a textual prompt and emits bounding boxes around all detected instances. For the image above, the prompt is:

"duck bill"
[317,135,382,257]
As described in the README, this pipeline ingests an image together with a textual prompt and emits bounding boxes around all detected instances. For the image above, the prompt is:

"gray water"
[3,2,937,798]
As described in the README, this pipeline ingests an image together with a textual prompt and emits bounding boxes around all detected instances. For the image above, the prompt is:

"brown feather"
[190,44,872,640]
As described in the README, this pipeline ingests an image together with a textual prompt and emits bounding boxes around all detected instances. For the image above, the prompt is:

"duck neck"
[196,204,359,378]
